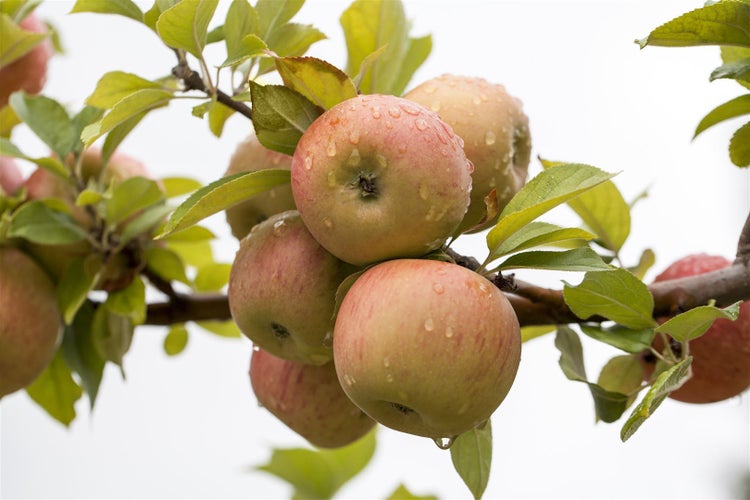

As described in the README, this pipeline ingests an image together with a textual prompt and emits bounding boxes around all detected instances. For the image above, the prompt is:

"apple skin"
[0,246,61,398]
[0,13,53,108]
[639,254,750,403]
[333,258,521,440]
[250,347,376,448]
[290,94,473,266]
[0,156,24,195]
[224,134,296,240]
[228,210,357,365]
[405,74,531,234]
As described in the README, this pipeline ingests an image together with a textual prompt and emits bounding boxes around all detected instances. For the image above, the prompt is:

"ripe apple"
[249,347,376,448]
[405,74,531,234]
[0,156,24,195]
[0,246,61,398]
[290,94,473,266]
[0,13,53,108]
[639,253,750,403]
[333,258,522,441]
[223,134,296,240]
[228,210,356,365]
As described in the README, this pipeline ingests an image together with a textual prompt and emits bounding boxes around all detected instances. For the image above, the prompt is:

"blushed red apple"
[0,13,53,108]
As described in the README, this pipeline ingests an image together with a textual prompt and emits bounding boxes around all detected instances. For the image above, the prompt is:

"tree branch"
[171,60,253,120]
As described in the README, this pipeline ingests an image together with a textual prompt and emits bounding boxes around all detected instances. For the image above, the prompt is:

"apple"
[0,13,53,108]
[249,347,376,448]
[404,74,531,234]
[223,134,296,240]
[0,156,24,195]
[333,258,521,441]
[0,246,61,398]
[290,94,473,266]
[639,253,750,403]
[228,210,356,365]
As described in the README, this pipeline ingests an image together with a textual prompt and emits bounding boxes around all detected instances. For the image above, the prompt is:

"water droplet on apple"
[424,317,434,332]
[327,141,337,157]
[445,326,454,338]
[303,155,313,170]
[485,130,497,146]
[432,282,445,295]
[322,330,333,348]
[422,84,437,94]
[372,106,382,119]
[433,436,456,450]
[348,129,360,145]
[466,159,475,174]
[383,357,390,368]
[252,344,260,352]
[386,374,394,383]
[272,219,287,236]
[388,107,402,118]
[401,103,421,116]
[375,153,388,169]
[398,144,408,154]
[323,217,333,229]
[327,171,337,187]
[472,96,482,105]
[418,184,429,201]
[415,118,428,131]
[347,148,361,167]
[430,101,441,113]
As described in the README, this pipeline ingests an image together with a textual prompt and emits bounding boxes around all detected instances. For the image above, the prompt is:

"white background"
[2,1,750,498]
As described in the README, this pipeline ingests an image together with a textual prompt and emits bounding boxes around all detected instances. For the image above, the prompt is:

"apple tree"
[1,0,749,498]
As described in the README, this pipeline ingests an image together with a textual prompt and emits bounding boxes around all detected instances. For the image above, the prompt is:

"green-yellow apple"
[249,347,376,448]
[0,13,53,108]
[223,134,296,240]
[0,246,61,397]
[0,156,24,195]
[333,258,521,441]
[228,210,356,365]
[639,254,750,403]
[290,94,473,266]
[405,74,531,234]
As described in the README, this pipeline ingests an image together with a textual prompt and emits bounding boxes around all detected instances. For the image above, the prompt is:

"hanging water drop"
[485,130,497,146]
[433,436,456,450]
[415,118,428,131]
[423,317,434,332]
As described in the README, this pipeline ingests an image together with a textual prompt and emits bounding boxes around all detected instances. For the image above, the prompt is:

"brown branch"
[171,61,253,120]
[146,293,231,326]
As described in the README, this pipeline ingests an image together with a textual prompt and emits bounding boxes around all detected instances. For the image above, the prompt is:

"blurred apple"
[0,13,53,108]
[0,156,24,195]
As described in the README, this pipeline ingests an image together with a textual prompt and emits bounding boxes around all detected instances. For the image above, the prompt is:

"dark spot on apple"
[271,322,290,340]
[390,402,414,414]
[355,172,378,198]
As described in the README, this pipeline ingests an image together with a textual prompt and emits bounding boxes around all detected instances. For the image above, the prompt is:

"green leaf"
[0,137,68,176]
[221,33,267,68]
[60,301,106,408]
[729,119,750,166]
[563,268,657,330]
[258,23,327,75]
[487,221,595,261]
[597,354,644,405]
[119,202,173,244]
[57,256,101,325]
[249,81,323,155]
[196,320,241,338]
[256,0,303,39]
[390,34,432,97]
[450,421,492,500]
[275,56,358,110]
[86,71,172,109]
[656,301,741,343]
[158,169,291,237]
[637,1,750,49]
[164,324,189,355]
[520,325,555,343]
[207,99,235,137]
[386,484,438,500]
[580,324,655,354]
[163,224,215,242]
[105,276,147,325]
[0,13,49,67]
[710,56,750,82]
[694,94,750,138]
[105,176,164,225]
[161,176,203,198]
[7,200,88,244]
[9,93,77,159]
[82,88,174,146]
[193,262,231,291]
[257,428,377,499]
[92,306,133,368]
[721,45,750,89]
[167,239,214,269]
[70,106,105,155]
[145,246,190,284]
[70,0,143,23]
[223,0,258,64]
[25,350,82,427]
[101,112,147,164]
[155,0,218,58]
[486,163,616,252]
[621,357,692,442]
[496,247,611,273]
[628,248,656,280]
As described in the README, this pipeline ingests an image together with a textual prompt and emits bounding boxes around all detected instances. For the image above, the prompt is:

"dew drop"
[322,330,333,348]
[303,155,313,170]
[398,144,408,154]
[424,317,434,332]
[423,84,437,94]
[430,101,441,113]
[485,130,497,146]
[386,373,394,383]
[372,106,382,119]
[348,129,360,145]
[347,148,361,167]
[418,184,430,201]
[375,153,388,169]
[433,436,456,450]
[342,373,354,386]
[272,219,287,236]
[415,118,428,131]
[402,104,421,116]
[433,282,445,295]
[327,141,337,157]
[388,107,402,118]
[252,344,260,352]
[323,217,333,229]
[383,357,390,368]
[327,171,337,187]
[445,326,454,338]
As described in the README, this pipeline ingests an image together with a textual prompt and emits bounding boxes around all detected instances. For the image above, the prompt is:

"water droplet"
[347,148,361,167]
[327,171,337,187]
[402,104,421,116]
[425,205,436,221]
[375,153,388,169]
[466,160,474,174]
[488,177,497,188]
[388,107,402,118]
[485,130,497,146]
[433,437,456,450]
[252,344,260,352]
[342,373,354,386]
[424,317,434,332]
[386,374,394,383]
[272,219,287,236]
[303,155,313,170]
[445,326,454,338]
[415,118,427,131]
[423,84,437,94]
[419,184,429,201]
[433,282,445,295]
[327,141,337,157]
[348,130,360,145]
[322,330,333,348]
[383,357,390,368]
[398,144,408,154]
[323,217,333,229]
[472,96,481,105]
[372,106,381,119]
[430,101,441,113]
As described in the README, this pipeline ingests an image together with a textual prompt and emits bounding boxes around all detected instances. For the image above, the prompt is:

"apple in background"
[405,74,531,234]
[224,134,296,240]
[228,210,356,366]
[0,156,24,195]
[291,94,473,266]
[333,258,521,441]
[639,253,750,403]
[0,13,53,108]
[249,347,376,448]
[0,246,61,398]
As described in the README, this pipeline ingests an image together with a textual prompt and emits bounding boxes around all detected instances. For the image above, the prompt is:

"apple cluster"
[228,77,532,448]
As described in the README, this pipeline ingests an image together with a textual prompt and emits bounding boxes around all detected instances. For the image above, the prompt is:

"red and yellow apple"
[0,13,53,108]
[290,94,473,266]
[405,74,531,234]
[0,156,24,195]
[333,258,521,440]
